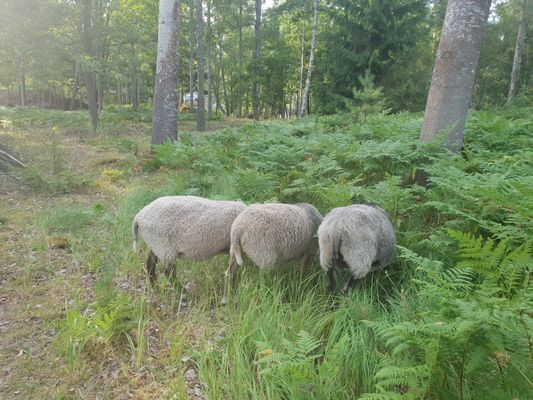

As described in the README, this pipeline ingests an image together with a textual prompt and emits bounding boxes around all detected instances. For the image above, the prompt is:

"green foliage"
[56,294,142,369]
[351,69,387,121]
[362,240,532,399]
[42,206,94,235]
[16,166,93,194]
[148,109,533,399]
[0,107,151,136]
[1,0,530,119]
[40,107,533,398]
[256,331,350,399]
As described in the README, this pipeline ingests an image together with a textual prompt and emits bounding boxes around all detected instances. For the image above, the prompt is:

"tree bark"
[252,0,261,120]
[81,0,99,134]
[152,0,180,145]
[300,0,318,118]
[298,30,305,113]
[18,61,26,107]
[219,42,230,116]
[189,0,195,110]
[237,0,243,117]
[132,41,140,111]
[507,0,529,102]
[206,0,213,117]
[97,76,104,113]
[420,0,491,152]
[196,0,206,131]
[117,76,122,109]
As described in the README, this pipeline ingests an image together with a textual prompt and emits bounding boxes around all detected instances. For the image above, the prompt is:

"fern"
[363,242,532,400]
[256,331,351,399]
[447,229,531,298]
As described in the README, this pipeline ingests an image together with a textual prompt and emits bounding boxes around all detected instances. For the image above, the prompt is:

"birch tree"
[299,0,317,118]
[507,0,530,102]
[252,0,261,120]
[189,0,195,110]
[81,0,99,134]
[196,0,206,131]
[420,0,492,151]
[206,0,213,117]
[152,0,180,144]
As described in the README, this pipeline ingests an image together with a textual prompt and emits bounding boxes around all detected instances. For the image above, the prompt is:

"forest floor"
[1,107,531,400]
[0,113,245,399]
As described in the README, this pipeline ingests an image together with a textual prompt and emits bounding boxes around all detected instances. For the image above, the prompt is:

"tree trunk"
[300,0,318,118]
[152,0,180,145]
[213,52,222,113]
[298,30,305,113]
[507,0,529,103]
[97,76,104,113]
[48,86,53,108]
[237,0,243,117]
[117,76,122,109]
[252,0,261,120]
[219,43,230,116]
[206,0,213,117]
[82,0,99,134]
[18,61,26,107]
[189,0,195,110]
[132,41,140,111]
[75,60,81,110]
[196,0,206,131]
[420,0,491,152]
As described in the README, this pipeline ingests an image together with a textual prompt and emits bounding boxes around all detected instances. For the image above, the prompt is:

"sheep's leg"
[300,252,312,273]
[164,262,177,285]
[327,268,335,291]
[342,275,357,294]
[222,256,238,306]
[146,250,158,286]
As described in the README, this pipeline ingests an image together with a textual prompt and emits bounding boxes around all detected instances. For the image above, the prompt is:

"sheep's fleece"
[132,196,247,264]
[318,204,396,280]
[230,203,323,269]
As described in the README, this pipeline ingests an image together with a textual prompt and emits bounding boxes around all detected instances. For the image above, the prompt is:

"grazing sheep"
[132,195,247,285]
[318,204,396,293]
[223,203,323,303]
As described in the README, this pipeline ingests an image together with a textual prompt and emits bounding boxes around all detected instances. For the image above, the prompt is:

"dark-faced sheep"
[318,204,396,293]
[223,203,323,303]
[132,195,247,284]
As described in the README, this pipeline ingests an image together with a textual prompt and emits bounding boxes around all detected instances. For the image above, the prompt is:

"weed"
[41,206,94,235]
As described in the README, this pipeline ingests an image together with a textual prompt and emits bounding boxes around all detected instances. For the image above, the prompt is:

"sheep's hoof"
[221,297,227,306]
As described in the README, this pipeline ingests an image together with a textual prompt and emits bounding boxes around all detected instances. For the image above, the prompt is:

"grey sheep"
[132,195,247,284]
[223,203,323,303]
[318,204,396,293]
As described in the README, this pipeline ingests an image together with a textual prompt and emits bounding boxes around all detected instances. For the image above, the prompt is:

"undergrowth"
[6,106,531,399]
[151,107,532,399]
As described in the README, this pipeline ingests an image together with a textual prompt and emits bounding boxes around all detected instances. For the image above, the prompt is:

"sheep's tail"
[132,219,140,252]
[230,234,244,266]
[319,233,341,273]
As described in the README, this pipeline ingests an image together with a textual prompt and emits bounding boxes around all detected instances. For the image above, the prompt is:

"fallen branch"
[0,149,27,168]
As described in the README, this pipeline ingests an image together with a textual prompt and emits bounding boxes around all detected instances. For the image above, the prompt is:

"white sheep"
[132,195,247,284]
[318,204,396,293]
[223,203,323,303]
